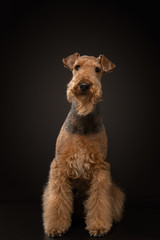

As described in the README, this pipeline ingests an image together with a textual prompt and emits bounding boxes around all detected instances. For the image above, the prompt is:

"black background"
[1,0,160,203]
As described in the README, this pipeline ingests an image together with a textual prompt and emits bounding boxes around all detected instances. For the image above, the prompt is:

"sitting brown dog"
[42,53,125,237]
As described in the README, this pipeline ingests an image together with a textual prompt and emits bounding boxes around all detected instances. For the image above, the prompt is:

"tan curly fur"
[42,53,125,237]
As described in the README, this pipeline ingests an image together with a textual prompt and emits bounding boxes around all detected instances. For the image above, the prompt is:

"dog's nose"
[80,83,90,92]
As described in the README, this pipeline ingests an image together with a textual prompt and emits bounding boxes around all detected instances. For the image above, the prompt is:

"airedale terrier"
[42,53,125,237]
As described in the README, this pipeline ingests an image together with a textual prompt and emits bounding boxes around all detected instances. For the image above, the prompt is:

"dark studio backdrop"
[1,0,160,203]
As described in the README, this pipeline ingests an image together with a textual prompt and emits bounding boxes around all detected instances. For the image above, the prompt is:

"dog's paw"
[49,231,64,238]
[49,232,63,238]
[44,218,71,238]
[86,224,112,237]
[46,226,69,238]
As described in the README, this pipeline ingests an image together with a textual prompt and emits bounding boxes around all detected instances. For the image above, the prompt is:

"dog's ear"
[62,52,80,71]
[98,55,116,73]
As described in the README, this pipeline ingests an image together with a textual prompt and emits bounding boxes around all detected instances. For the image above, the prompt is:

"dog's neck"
[64,103,103,135]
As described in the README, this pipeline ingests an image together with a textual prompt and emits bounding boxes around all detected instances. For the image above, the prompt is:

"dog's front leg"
[85,164,113,237]
[42,159,73,237]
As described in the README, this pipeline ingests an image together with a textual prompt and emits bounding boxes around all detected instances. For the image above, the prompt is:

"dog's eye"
[95,67,100,73]
[75,65,80,71]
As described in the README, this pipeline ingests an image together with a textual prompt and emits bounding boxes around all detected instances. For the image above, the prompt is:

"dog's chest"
[67,147,95,180]
[71,178,90,196]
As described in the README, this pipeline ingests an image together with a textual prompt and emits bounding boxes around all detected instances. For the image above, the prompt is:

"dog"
[42,53,125,237]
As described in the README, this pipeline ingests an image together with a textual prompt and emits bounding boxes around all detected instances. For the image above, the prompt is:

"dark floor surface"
[0,199,160,240]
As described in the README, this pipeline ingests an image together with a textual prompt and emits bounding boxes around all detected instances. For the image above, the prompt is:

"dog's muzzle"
[80,83,90,93]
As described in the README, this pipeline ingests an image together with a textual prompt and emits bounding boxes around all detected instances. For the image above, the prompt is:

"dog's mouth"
[73,85,92,98]
[72,80,92,96]
[79,82,91,93]
[67,80,102,115]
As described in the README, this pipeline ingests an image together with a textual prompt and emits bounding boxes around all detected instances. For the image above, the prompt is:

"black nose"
[80,83,90,92]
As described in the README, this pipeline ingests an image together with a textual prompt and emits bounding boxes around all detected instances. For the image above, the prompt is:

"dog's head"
[63,53,115,115]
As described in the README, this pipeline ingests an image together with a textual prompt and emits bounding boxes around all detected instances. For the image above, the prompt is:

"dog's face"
[63,53,115,116]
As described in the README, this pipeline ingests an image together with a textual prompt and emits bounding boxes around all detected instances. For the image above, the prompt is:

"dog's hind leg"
[111,182,125,223]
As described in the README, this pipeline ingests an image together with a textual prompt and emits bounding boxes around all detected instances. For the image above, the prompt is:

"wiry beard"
[67,83,102,116]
